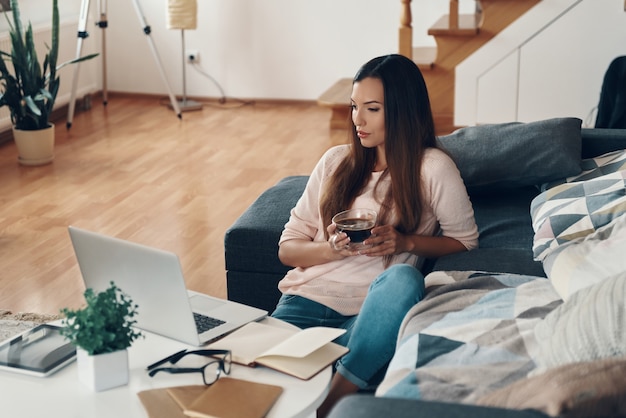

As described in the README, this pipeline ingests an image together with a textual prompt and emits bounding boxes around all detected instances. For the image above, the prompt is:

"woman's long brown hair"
[320,54,437,266]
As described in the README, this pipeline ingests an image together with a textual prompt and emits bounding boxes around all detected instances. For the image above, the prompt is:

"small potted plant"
[0,0,97,165]
[60,282,143,392]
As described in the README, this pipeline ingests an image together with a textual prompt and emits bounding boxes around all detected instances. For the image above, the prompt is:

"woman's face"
[351,77,385,149]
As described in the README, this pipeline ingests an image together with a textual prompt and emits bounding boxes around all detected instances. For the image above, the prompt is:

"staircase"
[318,0,540,135]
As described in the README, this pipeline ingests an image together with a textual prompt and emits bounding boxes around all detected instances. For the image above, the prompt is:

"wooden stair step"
[428,14,480,36]
[316,76,455,135]
[413,46,437,70]
[317,78,351,129]
[316,47,438,129]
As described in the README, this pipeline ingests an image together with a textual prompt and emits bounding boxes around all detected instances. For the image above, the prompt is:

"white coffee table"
[0,319,331,418]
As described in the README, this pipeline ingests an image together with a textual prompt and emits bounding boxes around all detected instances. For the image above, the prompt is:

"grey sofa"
[224,122,626,417]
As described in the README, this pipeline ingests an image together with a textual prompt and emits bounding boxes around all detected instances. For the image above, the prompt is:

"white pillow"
[542,214,626,301]
[532,273,626,371]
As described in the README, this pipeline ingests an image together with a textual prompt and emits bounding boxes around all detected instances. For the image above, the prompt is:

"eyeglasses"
[147,349,232,385]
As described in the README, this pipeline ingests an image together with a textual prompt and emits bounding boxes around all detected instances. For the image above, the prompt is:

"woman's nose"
[352,109,364,126]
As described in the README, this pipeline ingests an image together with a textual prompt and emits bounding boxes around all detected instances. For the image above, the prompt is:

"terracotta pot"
[76,348,129,392]
[12,124,55,166]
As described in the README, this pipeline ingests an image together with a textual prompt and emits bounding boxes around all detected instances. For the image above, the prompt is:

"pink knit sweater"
[278,145,478,315]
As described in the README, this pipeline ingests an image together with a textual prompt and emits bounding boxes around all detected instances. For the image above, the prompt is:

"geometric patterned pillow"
[542,215,626,301]
[531,170,626,261]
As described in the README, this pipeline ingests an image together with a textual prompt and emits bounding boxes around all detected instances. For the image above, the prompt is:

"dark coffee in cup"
[332,209,378,250]
[336,218,375,243]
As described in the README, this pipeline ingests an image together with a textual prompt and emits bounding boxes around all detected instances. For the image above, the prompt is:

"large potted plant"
[0,0,97,165]
[60,282,143,392]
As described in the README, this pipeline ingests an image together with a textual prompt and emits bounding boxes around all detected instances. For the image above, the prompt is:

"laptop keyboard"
[193,312,226,333]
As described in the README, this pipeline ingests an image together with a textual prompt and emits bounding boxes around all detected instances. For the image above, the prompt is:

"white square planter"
[76,348,129,392]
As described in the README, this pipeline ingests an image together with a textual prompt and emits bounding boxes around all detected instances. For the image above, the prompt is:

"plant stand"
[77,348,129,392]
[12,124,55,166]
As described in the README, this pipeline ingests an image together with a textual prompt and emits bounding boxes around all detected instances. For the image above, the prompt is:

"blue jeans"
[271,264,425,388]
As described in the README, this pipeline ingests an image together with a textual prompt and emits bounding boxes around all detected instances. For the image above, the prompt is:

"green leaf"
[0,0,98,130]
[60,282,143,356]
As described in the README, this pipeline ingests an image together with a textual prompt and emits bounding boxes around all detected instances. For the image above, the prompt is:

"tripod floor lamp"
[168,0,202,112]
[66,0,183,129]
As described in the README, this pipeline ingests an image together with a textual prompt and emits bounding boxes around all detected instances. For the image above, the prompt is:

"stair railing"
[398,0,463,60]
[399,0,412,59]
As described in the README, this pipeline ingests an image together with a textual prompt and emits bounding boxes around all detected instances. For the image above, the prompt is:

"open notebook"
[206,321,348,380]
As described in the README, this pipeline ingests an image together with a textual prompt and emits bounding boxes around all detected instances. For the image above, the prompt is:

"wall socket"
[186,50,200,64]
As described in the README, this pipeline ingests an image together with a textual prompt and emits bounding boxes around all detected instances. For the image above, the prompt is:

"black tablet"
[0,323,76,377]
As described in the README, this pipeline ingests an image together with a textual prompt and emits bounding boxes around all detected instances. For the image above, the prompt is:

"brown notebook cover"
[137,387,189,418]
[167,385,208,410]
[183,377,283,418]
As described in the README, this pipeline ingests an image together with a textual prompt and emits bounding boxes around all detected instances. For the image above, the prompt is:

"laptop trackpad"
[189,295,226,314]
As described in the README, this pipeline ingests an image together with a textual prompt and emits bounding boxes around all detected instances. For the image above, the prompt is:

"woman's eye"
[368,107,380,112]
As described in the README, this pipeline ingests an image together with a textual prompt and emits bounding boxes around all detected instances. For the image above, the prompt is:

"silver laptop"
[68,226,267,346]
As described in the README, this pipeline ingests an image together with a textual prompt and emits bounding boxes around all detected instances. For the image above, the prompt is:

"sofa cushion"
[425,186,544,277]
[532,272,626,371]
[437,118,582,193]
[426,248,544,277]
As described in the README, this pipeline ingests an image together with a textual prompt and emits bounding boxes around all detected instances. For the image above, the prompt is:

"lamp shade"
[167,0,197,30]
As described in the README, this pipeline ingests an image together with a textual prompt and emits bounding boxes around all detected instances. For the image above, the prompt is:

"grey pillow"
[437,118,582,193]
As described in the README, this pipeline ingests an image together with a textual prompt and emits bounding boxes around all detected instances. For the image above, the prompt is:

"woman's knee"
[371,264,425,298]
[385,263,421,278]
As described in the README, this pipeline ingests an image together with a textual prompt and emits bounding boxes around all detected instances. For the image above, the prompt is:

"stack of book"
[139,377,283,418]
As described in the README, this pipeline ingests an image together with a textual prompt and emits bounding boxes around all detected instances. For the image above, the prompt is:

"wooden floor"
[0,96,347,315]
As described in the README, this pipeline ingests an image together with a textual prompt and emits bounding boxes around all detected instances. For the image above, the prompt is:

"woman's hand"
[327,223,359,258]
[278,223,362,268]
[328,223,408,258]
[359,224,469,258]
[359,224,407,256]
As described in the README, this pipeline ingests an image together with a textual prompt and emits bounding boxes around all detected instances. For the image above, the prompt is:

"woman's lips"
[357,131,369,139]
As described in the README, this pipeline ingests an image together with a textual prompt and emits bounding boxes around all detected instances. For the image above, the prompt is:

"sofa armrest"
[224,176,308,312]
[581,128,626,158]
[327,395,549,418]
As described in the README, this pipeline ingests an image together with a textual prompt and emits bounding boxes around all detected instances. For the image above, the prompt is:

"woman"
[271,54,479,417]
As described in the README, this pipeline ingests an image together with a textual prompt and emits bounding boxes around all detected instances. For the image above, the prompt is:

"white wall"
[69,0,463,100]
[102,0,433,100]
[456,0,626,127]
[4,0,623,126]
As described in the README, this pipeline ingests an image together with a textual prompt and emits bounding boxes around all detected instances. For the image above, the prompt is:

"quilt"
[375,271,561,404]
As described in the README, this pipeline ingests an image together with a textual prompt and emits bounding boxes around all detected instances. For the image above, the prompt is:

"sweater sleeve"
[422,148,479,250]
[279,145,350,244]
